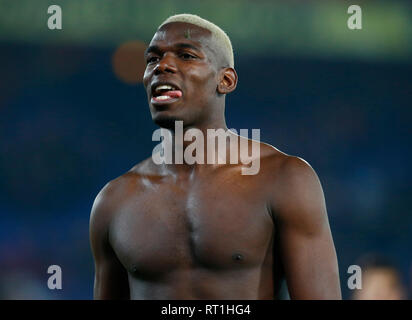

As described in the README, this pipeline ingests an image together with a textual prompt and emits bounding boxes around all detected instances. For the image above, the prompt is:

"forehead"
[150,22,213,48]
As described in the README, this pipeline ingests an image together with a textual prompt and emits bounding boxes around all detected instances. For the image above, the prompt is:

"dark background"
[0,0,411,299]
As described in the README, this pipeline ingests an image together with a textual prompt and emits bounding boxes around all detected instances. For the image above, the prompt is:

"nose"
[154,53,178,75]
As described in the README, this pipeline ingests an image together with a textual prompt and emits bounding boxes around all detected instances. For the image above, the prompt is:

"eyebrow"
[144,42,202,57]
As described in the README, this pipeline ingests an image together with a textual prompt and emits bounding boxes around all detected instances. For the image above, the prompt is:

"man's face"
[143,22,220,129]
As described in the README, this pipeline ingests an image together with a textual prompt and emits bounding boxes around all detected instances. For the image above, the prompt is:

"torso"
[105,144,287,299]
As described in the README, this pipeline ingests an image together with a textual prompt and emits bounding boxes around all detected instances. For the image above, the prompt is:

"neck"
[157,116,235,175]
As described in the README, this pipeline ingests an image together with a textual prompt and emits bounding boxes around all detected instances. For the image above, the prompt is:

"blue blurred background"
[0,0,411,299]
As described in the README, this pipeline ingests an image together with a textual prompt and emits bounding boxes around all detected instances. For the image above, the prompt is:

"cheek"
[142,67,151,87]
[185,68,217,97]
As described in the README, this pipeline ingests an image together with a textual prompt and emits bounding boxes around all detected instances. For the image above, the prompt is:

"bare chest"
[109,175,274,278]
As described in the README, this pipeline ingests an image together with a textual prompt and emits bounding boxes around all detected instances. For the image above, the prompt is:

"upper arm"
[89,184,130,299]
[270,156,341,299]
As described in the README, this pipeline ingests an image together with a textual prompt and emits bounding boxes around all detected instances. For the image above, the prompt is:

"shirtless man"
[89,14,341,300]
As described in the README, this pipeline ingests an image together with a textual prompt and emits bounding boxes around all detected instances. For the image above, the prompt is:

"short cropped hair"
[158,14,234,68]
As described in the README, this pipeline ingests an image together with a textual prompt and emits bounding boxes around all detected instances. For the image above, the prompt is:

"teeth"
[155,84,175,92]
[155,95,171,100]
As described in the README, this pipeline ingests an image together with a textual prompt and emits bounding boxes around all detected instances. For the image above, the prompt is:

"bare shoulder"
[258,142,319,185]
[258,144,328,230]
[276,154,321,196]
[128,155,164,176]
[90,157,157,229]
[89,175,129,233]
[257,142,324,209]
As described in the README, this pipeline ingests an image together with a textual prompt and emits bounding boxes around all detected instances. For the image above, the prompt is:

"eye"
[180,53,196,60]
[146,56,159,64]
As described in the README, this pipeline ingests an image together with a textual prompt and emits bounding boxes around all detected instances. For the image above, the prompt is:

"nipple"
[232,253,244,262]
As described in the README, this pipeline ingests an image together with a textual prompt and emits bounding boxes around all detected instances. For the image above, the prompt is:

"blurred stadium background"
[0,0,411,299]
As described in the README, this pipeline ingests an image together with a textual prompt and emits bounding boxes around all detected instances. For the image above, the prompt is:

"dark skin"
[90,22,342,299]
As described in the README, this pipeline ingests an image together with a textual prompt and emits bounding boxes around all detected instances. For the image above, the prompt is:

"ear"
[217,67,238,94]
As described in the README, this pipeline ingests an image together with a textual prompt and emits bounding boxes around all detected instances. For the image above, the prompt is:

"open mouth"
[151,83,183,105]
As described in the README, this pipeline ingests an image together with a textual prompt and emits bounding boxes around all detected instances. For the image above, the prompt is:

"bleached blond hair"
[157,14,234,68]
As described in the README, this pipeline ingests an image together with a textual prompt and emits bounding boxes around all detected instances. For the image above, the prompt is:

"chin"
[152,114,181,130]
